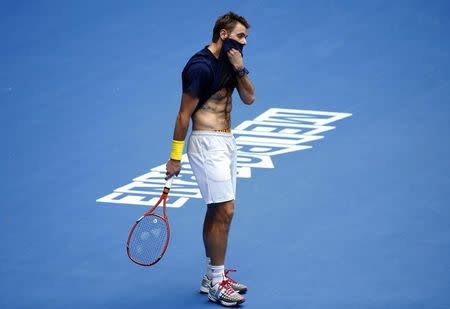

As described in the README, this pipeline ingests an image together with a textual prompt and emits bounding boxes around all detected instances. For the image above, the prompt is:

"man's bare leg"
[202,200,244,305]
[203,200,235,266]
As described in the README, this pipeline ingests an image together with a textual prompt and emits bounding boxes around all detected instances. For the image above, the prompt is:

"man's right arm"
[165,92,199,179]
[172,92,199,141]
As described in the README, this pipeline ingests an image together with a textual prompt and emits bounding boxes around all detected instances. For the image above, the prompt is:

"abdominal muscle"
[192,87,233,131]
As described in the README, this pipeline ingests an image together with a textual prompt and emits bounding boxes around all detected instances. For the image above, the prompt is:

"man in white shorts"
[165,12,255,307]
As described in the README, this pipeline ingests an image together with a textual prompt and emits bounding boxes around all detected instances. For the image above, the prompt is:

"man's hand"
[166,159,181,180]
[227,48,244,71]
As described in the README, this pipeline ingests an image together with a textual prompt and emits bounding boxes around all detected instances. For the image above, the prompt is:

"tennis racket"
[126,177,174,266]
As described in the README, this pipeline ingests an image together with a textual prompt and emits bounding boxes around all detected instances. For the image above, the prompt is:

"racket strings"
[128,215,168,265]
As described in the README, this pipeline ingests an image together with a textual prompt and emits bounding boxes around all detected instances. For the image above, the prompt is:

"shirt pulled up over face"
[181,39,244,113]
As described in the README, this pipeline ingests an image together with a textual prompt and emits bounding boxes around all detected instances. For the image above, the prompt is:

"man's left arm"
[227,48,255,105]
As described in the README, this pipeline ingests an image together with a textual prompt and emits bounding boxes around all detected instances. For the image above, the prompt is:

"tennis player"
[165,12,255,306]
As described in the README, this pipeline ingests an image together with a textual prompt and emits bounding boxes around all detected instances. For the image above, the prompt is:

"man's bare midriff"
[192,87,233,131]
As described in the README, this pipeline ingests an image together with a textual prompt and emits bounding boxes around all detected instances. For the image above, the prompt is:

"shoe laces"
[219,279,235,295]
[224,269,237,284]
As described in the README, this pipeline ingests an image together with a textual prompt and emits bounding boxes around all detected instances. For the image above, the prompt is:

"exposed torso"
[192,87,233,131]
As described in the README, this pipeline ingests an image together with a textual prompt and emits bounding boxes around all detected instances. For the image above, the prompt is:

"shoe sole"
[208,293,245,307]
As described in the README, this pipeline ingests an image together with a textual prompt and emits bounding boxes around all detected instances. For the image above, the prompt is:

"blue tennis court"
[2,1,449,308]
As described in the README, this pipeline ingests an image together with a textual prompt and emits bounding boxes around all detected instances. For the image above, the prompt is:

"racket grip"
[164,176,174,190]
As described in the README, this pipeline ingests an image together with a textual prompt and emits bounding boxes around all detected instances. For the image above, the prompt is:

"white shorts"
[187,130,237,205]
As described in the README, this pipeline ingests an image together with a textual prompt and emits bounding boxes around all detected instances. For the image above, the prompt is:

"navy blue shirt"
[182,39,244,113]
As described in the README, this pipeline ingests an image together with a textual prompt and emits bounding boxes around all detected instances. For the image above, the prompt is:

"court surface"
[1,1,450,308]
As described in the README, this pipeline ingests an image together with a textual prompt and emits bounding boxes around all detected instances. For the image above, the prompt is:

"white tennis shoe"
[200,269,248,294]
[207,279,245,307]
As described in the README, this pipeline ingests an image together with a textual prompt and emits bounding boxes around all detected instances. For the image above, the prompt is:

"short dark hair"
[212,11,250,43]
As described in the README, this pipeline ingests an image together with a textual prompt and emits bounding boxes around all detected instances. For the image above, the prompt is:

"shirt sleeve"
[182,62,212,99]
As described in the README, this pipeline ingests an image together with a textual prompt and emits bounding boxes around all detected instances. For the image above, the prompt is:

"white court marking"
[96,108,352,208]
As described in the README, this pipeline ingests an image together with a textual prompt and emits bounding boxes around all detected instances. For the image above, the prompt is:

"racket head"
[126,213,170,266]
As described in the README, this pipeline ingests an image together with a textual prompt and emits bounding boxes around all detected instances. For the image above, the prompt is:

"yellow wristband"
[170,139,185,161]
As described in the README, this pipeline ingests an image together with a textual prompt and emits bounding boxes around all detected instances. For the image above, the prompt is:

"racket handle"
[164,176,174,190]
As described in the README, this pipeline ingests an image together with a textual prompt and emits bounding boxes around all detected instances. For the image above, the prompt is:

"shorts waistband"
[215,128,231,133]
[191,130,233,137]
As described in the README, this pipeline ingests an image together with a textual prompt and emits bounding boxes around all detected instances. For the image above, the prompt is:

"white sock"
[210,265,225,286]
[206,257,212,279]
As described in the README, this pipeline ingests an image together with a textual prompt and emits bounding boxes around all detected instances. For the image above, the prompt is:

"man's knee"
[222,200,235,219]
[208,200,235,222]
